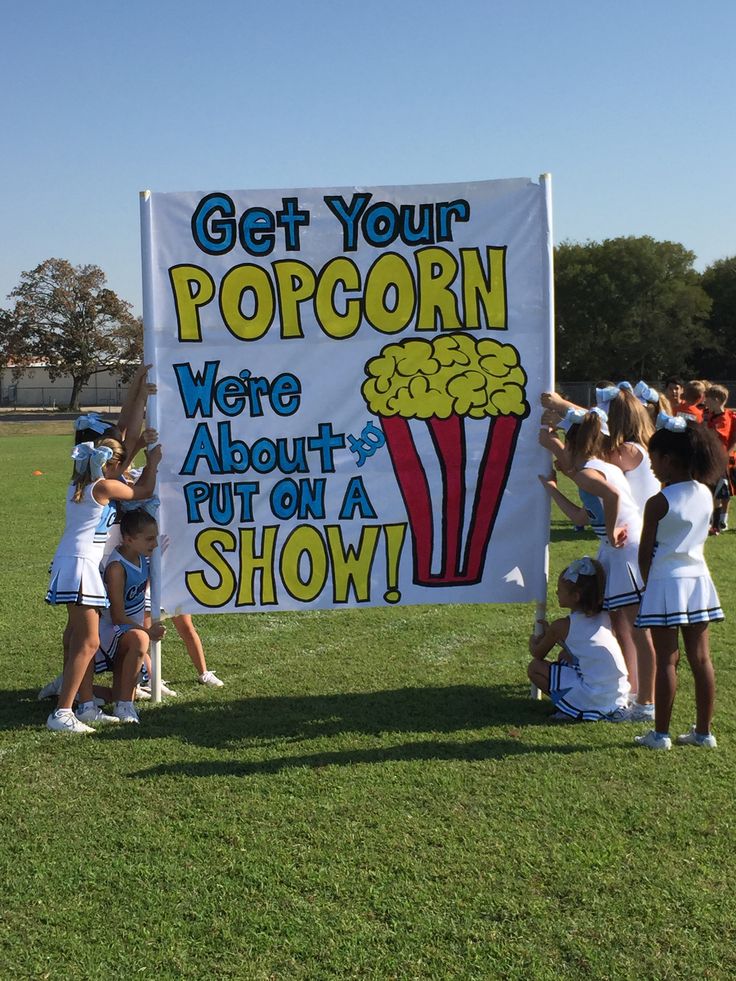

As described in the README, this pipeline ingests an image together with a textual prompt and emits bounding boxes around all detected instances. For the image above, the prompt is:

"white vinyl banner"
[141,178,553,615]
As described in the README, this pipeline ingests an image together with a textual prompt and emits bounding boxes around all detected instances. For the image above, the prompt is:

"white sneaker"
[47,709,94,734]
[676,725,717,748]
[160,681,178,697]
[135,684,152,700]
[199,671,224,688]
[628,701,655,722]
[75,703,120,725]
[634,729,672,750]
[38,673,63,700]
[113,701,140,724]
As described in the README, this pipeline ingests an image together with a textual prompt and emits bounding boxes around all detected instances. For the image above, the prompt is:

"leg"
[172,614,206,675]
[56,605,101,710]
[650,625,680,734]
[610,605,656,704]
[681,623,715,736]
[77,659,96,704]
[527,659,551,694]
[112,630,149,702]
[608,606,638,695]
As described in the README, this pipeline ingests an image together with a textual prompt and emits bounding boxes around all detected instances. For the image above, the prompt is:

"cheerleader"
[45,439,161,733]
[634,417,725,749]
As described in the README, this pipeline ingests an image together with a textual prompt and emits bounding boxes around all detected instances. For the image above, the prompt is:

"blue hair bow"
[562,406,610,435]
[563,556,597,583]
[71,441,114,479]
[656,411,687,432]
[596,381,633,407]
[120,495,160,518]
[634,380,659,405]
[74,412,112,435]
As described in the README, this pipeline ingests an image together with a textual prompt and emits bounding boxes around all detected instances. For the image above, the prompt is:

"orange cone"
[32,470,43,476]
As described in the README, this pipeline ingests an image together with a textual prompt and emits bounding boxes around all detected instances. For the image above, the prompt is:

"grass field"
[1,426,735,979]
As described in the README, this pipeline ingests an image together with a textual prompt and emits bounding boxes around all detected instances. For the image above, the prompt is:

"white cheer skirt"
[636,575,724,628]
[45,555,108,608]
[549,661,629,720]
[597,540,644,611]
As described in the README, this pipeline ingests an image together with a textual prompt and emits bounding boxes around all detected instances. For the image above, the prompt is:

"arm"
[572,468,624,546]
[541,392,582,415]
[93,445,162,505]
[117,363,151,438]
[538,427,574,472]
[105,562,166,639]
[638,493,668,583]
[538,472,589,526]
[528,616,570,659]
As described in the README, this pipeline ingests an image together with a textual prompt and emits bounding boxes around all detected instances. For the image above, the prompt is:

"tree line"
[1,241,735,409]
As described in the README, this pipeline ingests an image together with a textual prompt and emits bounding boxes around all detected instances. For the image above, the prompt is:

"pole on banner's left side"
[531,173,555,701]
[139,190,163,704]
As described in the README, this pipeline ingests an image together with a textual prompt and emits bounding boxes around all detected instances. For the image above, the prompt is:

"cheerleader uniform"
[549,611,631,720]
[582,458,644,610]
[636,481,723,628]
[94,549,150,672]
[623,442,661,513]
[46,482,109,607]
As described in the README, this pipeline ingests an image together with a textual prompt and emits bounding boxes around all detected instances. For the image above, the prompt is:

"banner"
[141,178,553,615]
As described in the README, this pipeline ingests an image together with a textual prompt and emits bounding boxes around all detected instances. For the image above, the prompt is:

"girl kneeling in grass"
[528,557,631,721]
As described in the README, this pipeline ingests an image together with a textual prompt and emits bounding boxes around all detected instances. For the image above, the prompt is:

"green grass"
[2,430,736,979]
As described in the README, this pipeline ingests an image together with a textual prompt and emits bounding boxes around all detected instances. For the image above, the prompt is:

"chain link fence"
[1,385,130,410]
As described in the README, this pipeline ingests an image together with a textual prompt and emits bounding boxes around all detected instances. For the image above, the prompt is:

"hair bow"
[596,382,633,407]
[71,442,114,479]
[634,380,659,405]
[562,556,596,583]
[74,412,112,435]
[120,495,160,517]
[655,411,687,433]
[590,406,610,435]
[563,407,587,426]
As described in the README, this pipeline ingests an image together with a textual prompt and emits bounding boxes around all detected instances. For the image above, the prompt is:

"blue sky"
[2,0,734,314]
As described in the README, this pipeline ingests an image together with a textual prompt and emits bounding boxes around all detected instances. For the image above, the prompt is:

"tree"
[2,258,142,410]
[700,256,736,378]
[554,237,713,382]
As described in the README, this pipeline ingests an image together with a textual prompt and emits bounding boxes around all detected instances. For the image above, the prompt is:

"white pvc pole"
[140,190,163,704]
[531,173,555,700]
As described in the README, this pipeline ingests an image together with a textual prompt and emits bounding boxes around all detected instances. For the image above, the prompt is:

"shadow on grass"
[132,733,591,780]
[115,684,574,749]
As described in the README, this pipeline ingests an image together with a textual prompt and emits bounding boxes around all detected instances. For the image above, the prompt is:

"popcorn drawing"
[362,332,529,586]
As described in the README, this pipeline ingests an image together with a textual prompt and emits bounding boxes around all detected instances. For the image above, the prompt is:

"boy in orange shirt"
[675,380,706,423]
[703,384,736,533]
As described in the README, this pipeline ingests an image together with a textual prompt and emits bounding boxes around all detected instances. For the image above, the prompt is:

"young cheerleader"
[45,438,162,732]
[634,417,726,749]
[99,508,166,724]
[606,387,661,514]
[528,556,630,719]
[539,409,656,717]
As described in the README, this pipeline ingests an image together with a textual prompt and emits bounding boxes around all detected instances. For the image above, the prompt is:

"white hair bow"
[562,556,596,582]
[74,412,112,435]
[655,411,687,432]
[71,442,114,479]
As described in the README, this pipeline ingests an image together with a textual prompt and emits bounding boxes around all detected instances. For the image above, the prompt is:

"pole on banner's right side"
[140,189,163,704]
[531,173,555,700]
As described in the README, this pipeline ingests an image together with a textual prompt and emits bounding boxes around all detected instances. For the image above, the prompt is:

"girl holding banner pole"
[45,440,161,732]
[539,410,656,719]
